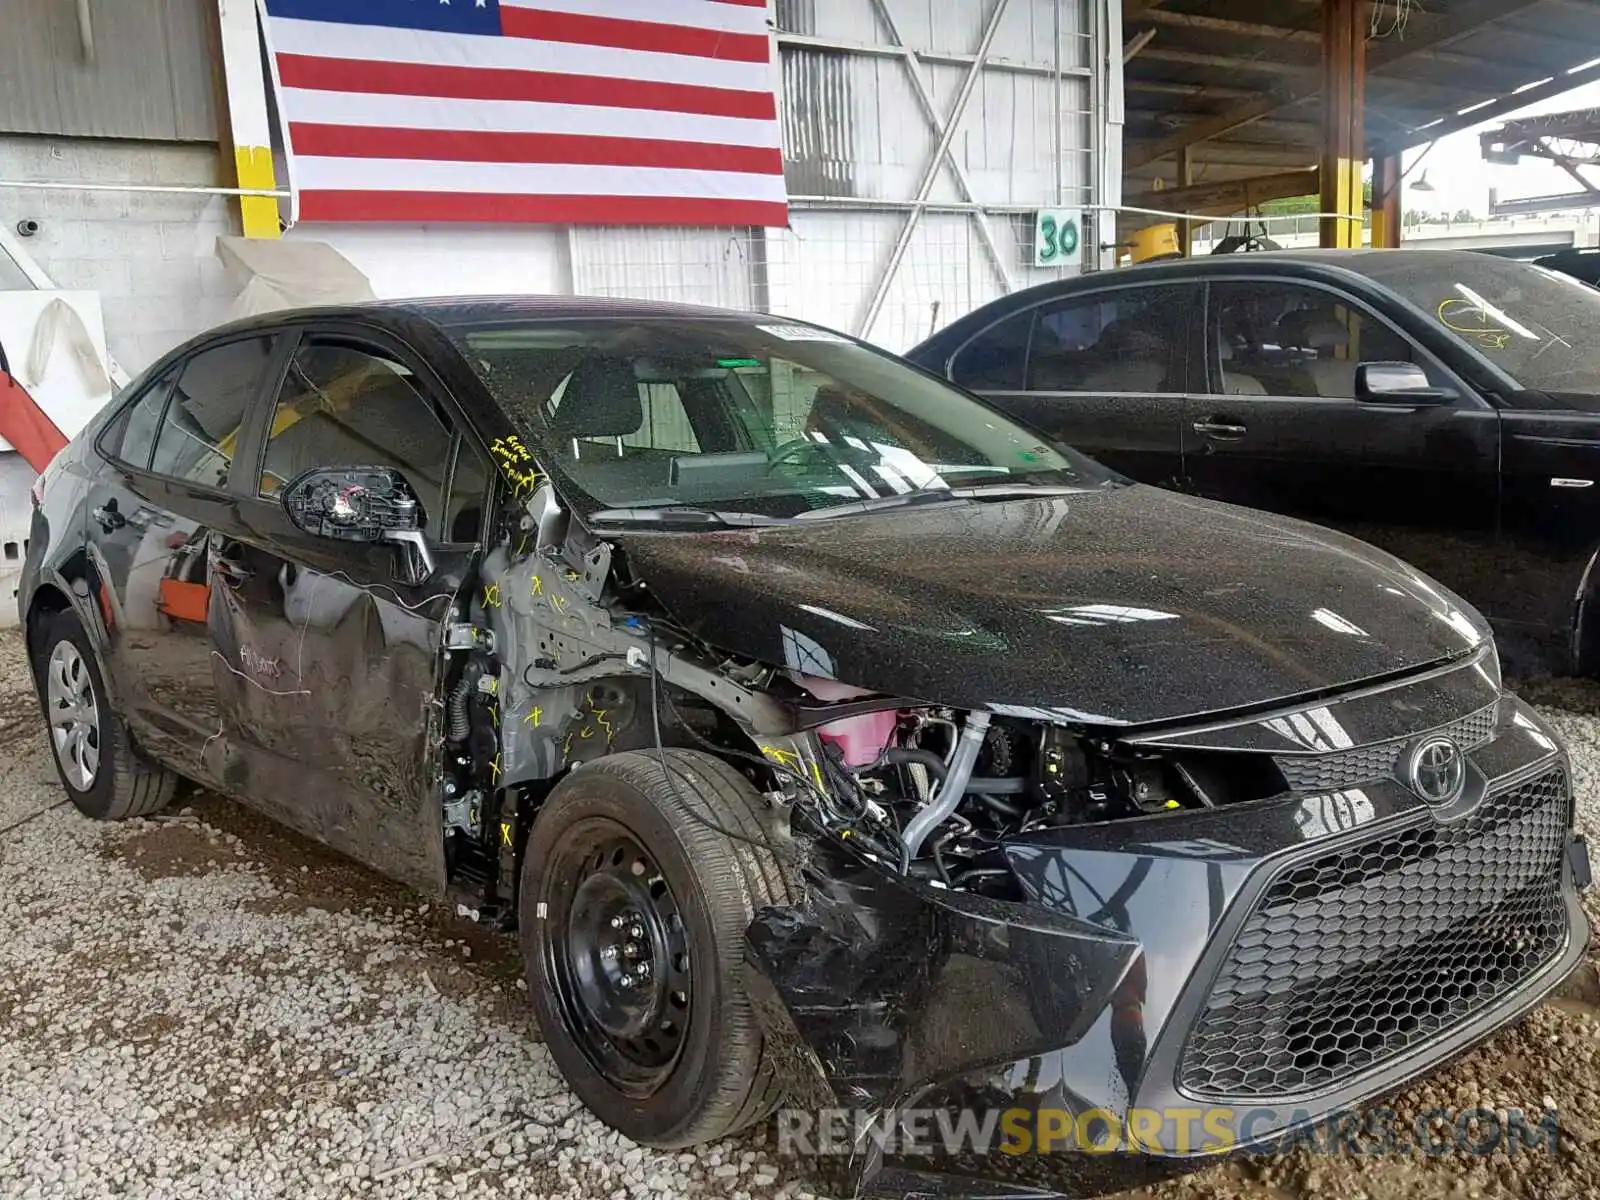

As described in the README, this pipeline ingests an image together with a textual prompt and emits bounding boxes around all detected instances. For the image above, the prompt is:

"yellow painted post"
[1370,153,1403,249]
[217,0,280,239]
[1319,0,1365,249]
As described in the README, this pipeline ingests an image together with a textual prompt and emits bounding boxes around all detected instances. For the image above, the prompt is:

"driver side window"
[1207,281,1445,399]
[257,338,459,540]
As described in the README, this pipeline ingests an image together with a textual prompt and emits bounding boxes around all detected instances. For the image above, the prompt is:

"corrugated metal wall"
[0,0,219,142]
[569,0,1108,352]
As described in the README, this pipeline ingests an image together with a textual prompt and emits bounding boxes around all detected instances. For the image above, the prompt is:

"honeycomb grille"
[1179,770,1569,1100]
[1276,704,1499,793]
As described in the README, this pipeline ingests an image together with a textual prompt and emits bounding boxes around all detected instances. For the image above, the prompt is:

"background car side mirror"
[1356,362,1459,406]
[281,466,434,583]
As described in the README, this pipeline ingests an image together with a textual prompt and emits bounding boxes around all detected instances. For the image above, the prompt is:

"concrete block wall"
[0,135,238,375]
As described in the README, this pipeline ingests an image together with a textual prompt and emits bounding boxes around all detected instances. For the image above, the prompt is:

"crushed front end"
[742,647,1592,1198]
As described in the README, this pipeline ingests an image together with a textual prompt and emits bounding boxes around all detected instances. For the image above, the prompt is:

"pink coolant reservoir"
[796,676,899,767]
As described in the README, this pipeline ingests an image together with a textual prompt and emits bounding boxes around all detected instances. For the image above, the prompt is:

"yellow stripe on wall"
[235,145,281,240]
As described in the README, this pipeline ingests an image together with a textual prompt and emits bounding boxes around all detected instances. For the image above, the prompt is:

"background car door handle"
[1193,419,1248,440]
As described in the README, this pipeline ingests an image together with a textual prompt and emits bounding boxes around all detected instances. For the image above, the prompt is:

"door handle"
[91,502,126,533]
[1192,419,1248,440]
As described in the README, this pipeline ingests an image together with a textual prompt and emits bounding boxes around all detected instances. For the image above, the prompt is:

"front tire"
[520,749,793,1148]
[32,609,177,821]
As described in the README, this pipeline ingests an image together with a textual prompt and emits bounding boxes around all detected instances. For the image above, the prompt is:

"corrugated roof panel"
[0,0,218,142]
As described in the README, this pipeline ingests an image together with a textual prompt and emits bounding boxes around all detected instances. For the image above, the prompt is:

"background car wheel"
[521,748,794,1148]
[32,609,178,821]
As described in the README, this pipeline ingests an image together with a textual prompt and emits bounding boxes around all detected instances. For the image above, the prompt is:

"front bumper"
[744,696,1592,1199]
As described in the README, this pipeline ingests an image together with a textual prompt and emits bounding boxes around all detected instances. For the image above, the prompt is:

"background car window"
[950,312,1033,390]
[108,368,177,470]
[1207,281,1436,398]
[1026,285,1191,393]
[150,337,275,488]
[259,340,454,538]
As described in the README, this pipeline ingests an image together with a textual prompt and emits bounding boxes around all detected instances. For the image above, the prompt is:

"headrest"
[551,356,643,440]
[1097,318,1166,357]
[1276,310,1349,352]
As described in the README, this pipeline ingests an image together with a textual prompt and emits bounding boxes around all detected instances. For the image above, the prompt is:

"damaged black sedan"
[18,298,1594,1198]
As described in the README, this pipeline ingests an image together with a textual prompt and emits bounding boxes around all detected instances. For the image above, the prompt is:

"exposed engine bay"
[432,475,1290,915]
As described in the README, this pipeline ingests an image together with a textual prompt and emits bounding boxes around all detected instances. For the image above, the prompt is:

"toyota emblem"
[1407,736,1466,806]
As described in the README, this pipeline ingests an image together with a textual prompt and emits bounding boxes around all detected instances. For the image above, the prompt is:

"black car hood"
[609,485,1491,726]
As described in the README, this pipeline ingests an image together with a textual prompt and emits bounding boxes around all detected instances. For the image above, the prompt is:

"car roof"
[906,248,1535,358]
[194,294,781,342]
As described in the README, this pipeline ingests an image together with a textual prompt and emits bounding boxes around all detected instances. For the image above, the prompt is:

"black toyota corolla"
[18,298,1593,1198]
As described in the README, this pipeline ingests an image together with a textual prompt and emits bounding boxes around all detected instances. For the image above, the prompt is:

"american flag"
[258,0,788,227]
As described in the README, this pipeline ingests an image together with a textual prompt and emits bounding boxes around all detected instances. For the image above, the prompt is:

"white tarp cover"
[215,236,376,319]
[0,289,113,448]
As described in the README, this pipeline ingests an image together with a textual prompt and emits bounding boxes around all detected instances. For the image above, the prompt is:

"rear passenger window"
[150,337,276,487]
[258,340,454,538]
[108,369,178,470]
[950,313,1033,391]
[1025,286,1193,393]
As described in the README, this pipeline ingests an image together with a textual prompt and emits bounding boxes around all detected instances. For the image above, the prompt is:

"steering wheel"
[765,437,839,474]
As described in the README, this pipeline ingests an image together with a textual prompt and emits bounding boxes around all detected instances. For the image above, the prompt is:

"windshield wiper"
[794,482,1088,521]
[588,506,784,529]
[792,489,967,520]
[949,483,1088,501]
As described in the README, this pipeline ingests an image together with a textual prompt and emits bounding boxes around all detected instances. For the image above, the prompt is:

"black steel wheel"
[521,749,794,1148]
[546,823,693,1094]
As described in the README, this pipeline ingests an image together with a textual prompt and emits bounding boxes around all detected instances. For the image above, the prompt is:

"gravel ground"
[2,625,1599,1200]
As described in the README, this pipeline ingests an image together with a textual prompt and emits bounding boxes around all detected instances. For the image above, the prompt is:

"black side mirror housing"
[1356,361,1459,406]
[281,466,434,582]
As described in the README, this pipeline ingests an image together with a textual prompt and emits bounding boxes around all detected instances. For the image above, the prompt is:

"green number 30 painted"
[1038,214,1080,262]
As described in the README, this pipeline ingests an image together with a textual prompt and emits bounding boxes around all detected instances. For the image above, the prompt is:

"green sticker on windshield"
[717,357,761,368]
[1018,449,1042,464]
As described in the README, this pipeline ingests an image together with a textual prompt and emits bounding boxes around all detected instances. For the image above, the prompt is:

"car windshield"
[1357,254,1600,396]
[448,317,1113,520]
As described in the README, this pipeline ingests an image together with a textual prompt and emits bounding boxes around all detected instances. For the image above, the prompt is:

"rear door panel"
[949,282,1202,486]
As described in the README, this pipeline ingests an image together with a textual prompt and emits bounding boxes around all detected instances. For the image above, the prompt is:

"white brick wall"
[0,136,238,375]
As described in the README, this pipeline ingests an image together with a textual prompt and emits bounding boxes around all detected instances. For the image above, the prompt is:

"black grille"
[1179,769,1570,1100]
[1276,704,1499,793]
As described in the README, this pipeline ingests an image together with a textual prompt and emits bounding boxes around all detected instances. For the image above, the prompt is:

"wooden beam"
[1127,91,1307,170]
[1135,46,1313,75]
[1138,11,1319,44]
[1128,168,1320,217]
[1124,78,1257,101]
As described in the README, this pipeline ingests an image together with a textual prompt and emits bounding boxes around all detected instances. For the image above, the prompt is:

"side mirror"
[1356,362,1459,406]
[281,466,434,582]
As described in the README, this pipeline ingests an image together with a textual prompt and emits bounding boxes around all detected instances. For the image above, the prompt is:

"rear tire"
[520,749,793,1148]
[32,608,177,821]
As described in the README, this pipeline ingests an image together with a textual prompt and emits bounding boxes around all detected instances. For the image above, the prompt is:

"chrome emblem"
[1408,736,1466,806]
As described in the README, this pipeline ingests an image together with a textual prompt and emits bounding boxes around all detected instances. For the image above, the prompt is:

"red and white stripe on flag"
[259,0,788,227]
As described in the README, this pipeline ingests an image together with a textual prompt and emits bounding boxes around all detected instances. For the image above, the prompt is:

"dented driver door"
[207,328,492,893]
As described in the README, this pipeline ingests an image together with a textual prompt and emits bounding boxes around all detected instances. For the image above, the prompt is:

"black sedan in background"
[909,250,1600,677]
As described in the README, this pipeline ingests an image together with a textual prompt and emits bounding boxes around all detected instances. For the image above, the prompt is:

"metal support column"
[1177,146,1194,255]
[1319,0,1365,249]
[1370,152,1402,249]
